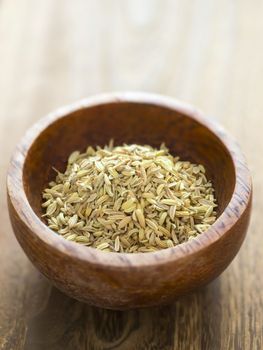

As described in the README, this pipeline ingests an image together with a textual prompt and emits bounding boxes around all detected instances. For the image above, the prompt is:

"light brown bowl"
[7,92,252,310]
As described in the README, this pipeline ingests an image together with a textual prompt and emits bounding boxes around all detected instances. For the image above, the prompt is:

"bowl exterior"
[7,93,253,309]
[8,194,251,309]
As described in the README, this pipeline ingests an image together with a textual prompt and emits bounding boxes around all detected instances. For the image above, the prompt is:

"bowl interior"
[23,102,235,224]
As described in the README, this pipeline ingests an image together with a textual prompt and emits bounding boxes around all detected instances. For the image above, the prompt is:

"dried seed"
[121,198,136,211]
[135,208,145,228]
[68,214,78,228]
[97,194,109,205]
[159,212,167,226]
[205,206,214,218]
[139,228,145,241]
[67,192,81,203]
[142,192,155,199]
[86,193,97,203]
[118,216,132,229]
[76,169,90,178]
[161,199,179,206]
[114,236,120,251]
[168,205,177,220]
[68,151,80,164]
[66,234,78,241]
[156,184,165,195]
[120,237,131,248]
[158,226,171,237]
[97,242,110,250]
[42,199,52,208]
[75,236,90,243]
[146,218,158,231]
[166,239,174,248]
[171,230,179,244]
[85,206,92,217]
[46,202,57,216]
[155,236,167,248]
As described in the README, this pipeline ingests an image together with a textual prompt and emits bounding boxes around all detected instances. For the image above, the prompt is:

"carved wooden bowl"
[7,92,252,310]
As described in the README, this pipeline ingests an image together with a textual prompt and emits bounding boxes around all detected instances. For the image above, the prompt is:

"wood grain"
[0,0,262,349]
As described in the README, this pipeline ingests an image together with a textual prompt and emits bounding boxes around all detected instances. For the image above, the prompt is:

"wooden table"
[0,1,262,349]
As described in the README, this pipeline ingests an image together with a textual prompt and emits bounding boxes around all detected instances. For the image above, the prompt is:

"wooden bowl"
[7,92,252,310]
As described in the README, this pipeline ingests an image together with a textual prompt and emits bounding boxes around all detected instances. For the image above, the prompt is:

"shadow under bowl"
[7,92,252,309]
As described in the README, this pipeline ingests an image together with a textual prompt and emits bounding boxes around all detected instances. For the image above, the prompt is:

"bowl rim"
[7,92,252,268]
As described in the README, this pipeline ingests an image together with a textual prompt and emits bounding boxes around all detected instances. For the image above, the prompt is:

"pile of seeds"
[42,141,217,253]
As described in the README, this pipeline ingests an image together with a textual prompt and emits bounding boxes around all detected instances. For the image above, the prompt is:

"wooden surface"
[0,0,261,349]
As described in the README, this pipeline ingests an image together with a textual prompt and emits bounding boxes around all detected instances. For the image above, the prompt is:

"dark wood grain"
[7,93,252,310]
[23,276,225,350]
[0,0,262,349]
[24,279,177,350]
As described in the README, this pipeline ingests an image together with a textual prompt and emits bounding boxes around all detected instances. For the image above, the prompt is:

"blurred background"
[0,1,262,349]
